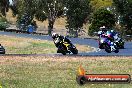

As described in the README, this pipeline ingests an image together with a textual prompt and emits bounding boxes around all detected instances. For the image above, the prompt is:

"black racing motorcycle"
[57,39,78,55]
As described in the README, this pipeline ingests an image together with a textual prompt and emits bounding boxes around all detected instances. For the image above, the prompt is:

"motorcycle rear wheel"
[61,52,66,55]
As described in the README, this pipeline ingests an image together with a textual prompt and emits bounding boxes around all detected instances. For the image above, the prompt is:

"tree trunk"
[48,20,54,35]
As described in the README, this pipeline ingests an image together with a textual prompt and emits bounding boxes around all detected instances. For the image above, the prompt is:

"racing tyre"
[61,51,66,55]
[120,45,124,49]
[71,48,78,54]
[99,44,105,49]
[105,44,111,53]
[114,49,119,53]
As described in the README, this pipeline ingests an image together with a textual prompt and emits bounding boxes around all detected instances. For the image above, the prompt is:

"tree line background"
[0,0,132,37]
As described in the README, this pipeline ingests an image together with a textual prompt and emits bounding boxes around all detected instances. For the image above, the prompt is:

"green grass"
[0,35,92,54]
[0,35,57,54]
[6,42,56,54]
[7,42,56,54]
[0,56,131,88]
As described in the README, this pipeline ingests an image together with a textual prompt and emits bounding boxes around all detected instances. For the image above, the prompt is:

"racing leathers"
[53,35,72,51]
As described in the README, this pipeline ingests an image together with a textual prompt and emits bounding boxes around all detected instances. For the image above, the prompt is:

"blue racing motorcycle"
[98,34,119,53]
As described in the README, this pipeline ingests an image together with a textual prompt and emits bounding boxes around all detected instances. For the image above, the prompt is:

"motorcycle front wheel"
[114,49,119,53]
[69,44,78,54]
[114,45,119,53]
[71,48,78,54]
[104,44,111,53]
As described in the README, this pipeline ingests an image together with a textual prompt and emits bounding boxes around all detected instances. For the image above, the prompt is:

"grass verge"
[0,35,92,54]
[0,56,131,88]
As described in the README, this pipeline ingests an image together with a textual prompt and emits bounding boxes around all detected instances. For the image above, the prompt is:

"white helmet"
[52,33,59,39]
[100,26,106,29]
[111,30,114,33]
[100,26,107,32]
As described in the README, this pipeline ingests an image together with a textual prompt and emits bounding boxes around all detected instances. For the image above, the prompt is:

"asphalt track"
[0,31,132,56]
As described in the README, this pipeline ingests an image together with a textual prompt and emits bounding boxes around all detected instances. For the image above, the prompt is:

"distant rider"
[98,26,118,42]
[110,29,119,40]
[106,29,119,41]
[98,26,120,50]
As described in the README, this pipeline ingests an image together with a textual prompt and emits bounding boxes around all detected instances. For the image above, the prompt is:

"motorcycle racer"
[98,26,117,49]
[98,26,108,38]
[51,33,78,55]
[110,30,124,49]
[98,26,116,42]
[98,26,109,49]
[51,33,72,51]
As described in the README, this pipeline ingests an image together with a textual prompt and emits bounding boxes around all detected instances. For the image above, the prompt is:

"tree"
[35,0,64,35]
[65,0,90,37]
[0,0,9,16]
[11,0,64,35]
[11,0,37,30]
[88,0,113,22]
[88,8,116,36]
[90,0,112,12]
[113,0,132,35]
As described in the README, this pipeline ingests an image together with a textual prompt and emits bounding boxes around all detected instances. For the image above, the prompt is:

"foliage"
[35,0,64,35]
[0,0,9,29]
[11,0,64,35]
[0,17,8,30]
[90,0,112,12]
[11,0,37,31]
[34,11,47,22]
[0,0,9,16]
[0,16,7,22]
[88,8,116,36]
[65,0,90,37]
[10,0,132,36]
[113,0,132,35]
[0,22,8,30]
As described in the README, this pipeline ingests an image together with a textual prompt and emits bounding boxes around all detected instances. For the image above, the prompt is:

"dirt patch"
[75,44,93,52]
